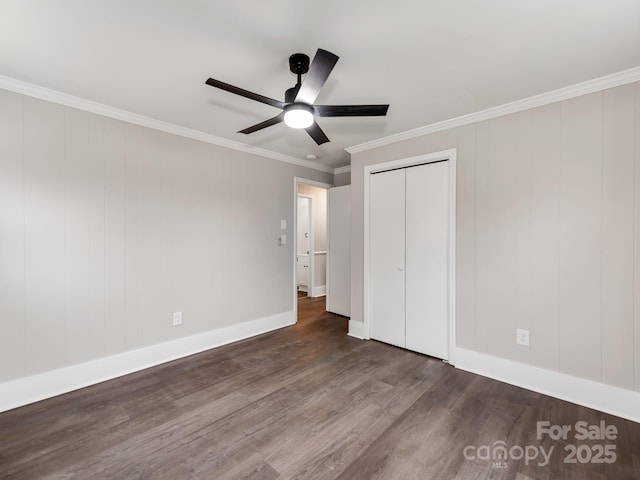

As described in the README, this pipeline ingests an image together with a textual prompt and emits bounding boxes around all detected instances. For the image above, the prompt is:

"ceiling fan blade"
[305,121,330,145]
[294,49,339,105]
[238,112,285,134]
[206,78,285,110]
[314,104,389,117]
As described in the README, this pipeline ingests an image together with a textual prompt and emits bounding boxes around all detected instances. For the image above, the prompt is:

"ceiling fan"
[205,48,389,145]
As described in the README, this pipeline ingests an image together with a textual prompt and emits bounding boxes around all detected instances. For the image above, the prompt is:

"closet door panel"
[370,169,406,347]
[406,161,449,359]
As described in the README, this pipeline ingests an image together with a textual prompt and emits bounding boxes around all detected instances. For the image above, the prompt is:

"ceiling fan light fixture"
[284,104,314,129]
[206,48,388,145]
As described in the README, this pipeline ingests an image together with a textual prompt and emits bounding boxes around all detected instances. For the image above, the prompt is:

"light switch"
[279,234,287,245]
[281,219,287,230]
[172,311,183,326]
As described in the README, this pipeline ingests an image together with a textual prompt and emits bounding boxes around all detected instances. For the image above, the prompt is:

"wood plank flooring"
[1,297,639,479]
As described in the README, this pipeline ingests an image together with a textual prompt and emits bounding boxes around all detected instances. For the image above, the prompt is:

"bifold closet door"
[405,161,449,359]
[370,168,405,348]
[369,160,450,360]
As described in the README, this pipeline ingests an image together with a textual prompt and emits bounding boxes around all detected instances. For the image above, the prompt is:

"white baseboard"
[455,348,640,423]
[0,310,295,413]
[311,285,326,297]
[348,320,366,340]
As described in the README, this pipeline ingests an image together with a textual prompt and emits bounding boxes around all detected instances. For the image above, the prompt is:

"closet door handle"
[397,265,404,271]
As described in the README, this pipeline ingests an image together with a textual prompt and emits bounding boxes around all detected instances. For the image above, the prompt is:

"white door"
[370,169,406,348]
[405,162,449,359]
[297,196,311,291]
[297,255,309,291]
[369,161,450,360]
[327,185,351,316]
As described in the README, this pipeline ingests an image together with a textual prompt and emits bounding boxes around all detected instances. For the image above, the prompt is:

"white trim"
[363,149,457,365]
[334,165,351,175]
[348,320,366,339]
[0,75,334,174]
[295,177,334,190]
[347,66,640,154]
[447,151,457,366]
[456,348,640,423]
[0,310,295,413]
[311,285,326,297]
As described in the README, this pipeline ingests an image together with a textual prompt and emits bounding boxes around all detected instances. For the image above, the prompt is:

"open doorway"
[294,178,331,320]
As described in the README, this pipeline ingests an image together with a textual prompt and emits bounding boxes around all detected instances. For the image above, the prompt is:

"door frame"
[293,177,333,321]
[363,148,457,365]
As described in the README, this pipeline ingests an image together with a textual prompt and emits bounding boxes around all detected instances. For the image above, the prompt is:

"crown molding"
[0,75,335,175]
[346,65,640,154]
[333,165,351,175]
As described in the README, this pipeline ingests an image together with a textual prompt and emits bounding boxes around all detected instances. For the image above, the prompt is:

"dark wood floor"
[1,297,639,479]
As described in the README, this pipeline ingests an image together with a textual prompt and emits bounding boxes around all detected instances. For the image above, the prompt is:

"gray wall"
[0,89,332,382]
[351,82,640,392]
[333,171,351,186]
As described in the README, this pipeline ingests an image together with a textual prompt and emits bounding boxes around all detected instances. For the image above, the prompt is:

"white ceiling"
[1,1,639,169]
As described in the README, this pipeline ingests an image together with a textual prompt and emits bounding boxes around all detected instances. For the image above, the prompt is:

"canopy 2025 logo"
[537,420,618,464]
[462,420,618,469]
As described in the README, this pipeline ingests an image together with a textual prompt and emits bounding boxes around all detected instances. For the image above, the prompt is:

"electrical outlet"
[172,311,183,326]
[516,328,529,346]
